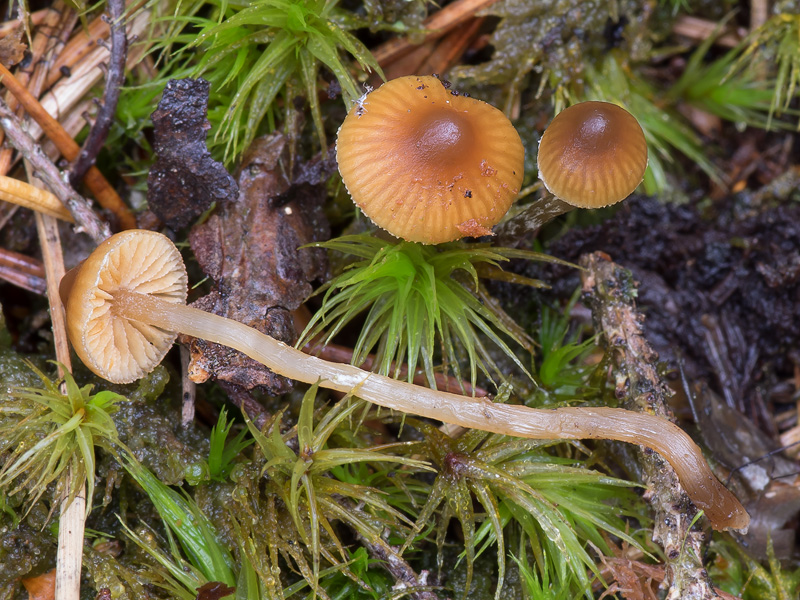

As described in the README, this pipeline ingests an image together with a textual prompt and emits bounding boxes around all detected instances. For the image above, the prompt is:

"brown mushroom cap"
[64,230,188,383]
[537,101,648,208]
[336,75,524,244]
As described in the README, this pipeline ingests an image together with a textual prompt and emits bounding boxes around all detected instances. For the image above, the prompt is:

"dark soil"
[518,195,800,422]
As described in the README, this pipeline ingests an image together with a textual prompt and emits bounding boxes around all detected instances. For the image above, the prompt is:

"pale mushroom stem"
[114,288,748,532]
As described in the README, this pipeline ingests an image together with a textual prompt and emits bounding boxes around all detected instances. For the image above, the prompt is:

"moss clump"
[0,502,56,591]
[452,0,655,107]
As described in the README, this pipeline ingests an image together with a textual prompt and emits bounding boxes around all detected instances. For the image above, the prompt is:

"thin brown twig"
[27,10,149,147]
[44,0,149,91]
[0,96,110,243]
[4,2,66,106]
[0,247,46,294]
[381,17,485,81]
[672,15,747,48]
[16,1,77,99]
[70,0,127,185]
[0,264,45,293]
[416,17,486,77]
[0,62,136,229]
[0,246,45,278]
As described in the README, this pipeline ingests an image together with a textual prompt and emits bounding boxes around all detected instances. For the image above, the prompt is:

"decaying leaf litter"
[0,0,799,599]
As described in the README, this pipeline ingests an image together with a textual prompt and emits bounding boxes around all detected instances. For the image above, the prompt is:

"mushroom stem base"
[113,289,749,531]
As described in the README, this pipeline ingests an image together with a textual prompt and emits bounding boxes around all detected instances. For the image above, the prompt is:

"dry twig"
[0,246,46,294]
[70,0,128,184]
[0,9,53,38]
[382,17,485,80]
[30,174,83,600]
[0,96,110,242]
[46,10,112,90]
[0,62,134,229]
[672,15,747,48]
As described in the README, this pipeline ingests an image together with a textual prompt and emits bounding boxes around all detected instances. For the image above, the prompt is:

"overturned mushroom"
[336,75,524,244]
[61,230,748,531]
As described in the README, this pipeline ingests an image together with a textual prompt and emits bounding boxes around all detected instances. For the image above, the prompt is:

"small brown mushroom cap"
[537,101,648,208]
[336,75,524,244]
[64,230,188,383]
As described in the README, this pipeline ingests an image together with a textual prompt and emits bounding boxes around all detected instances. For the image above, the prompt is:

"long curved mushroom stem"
[114,289,749,532]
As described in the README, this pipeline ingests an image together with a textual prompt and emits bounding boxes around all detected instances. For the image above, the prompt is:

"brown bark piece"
[147,78,238,230]
[0,28,26,67]
[184,133,329,394]
[580,252,720,600]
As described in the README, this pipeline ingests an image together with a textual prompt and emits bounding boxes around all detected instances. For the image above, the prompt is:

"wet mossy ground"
[1,0,799,597]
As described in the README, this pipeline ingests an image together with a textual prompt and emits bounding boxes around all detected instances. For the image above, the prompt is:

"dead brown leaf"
[183,133,328,394]
[21,568,55,600]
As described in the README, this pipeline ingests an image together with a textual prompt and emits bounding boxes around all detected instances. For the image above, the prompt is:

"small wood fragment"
[0,1,76,175]
[0,9,53,40]
[46,9,112,90]
[580,252,723,600]
[0,246,46,293]
[30,169,83,600]
[382,17,485,80]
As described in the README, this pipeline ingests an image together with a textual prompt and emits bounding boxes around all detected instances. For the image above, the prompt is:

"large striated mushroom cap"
[537,101,648,208]
[336,75,524,244]
[62,230,188,383]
